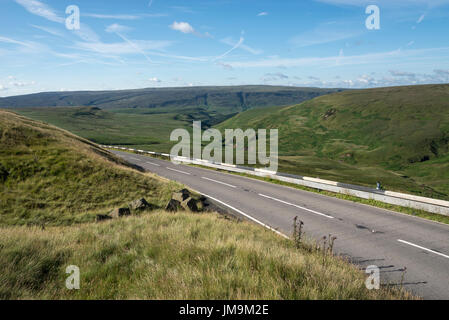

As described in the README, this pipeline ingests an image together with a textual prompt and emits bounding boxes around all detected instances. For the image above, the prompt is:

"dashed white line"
[146,161,160,166]
[166,167,191,175]
[130,157,141,161]
[258,193,334,219]
[202,177,236,188]
[201,193,289,239]
[397,239,449,259]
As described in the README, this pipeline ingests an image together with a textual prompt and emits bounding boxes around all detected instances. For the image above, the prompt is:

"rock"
[96,214,112,222]
[109,207,131,218]
[172,189,191,203]
[129,198,151,211]
[181,197,199,212]
[165,199,182,212]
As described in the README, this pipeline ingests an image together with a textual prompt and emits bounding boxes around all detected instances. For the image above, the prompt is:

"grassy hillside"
[0,109,179,226]
[0,110,410,300]
[0,212,411,300]
[0,86,341,110]
[6,86,340,152]
[216,84,449,199]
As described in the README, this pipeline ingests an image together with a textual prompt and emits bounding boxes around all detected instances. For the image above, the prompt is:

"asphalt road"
[112,150,449,300]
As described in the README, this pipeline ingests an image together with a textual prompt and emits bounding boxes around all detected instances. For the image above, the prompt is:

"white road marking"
[202,177,236,188]
[130,157,141,161]
[146,161,160,166]
[201,193,289,239]
[258,193,334,219]
[166,167,191,175]
[397,239,449,259]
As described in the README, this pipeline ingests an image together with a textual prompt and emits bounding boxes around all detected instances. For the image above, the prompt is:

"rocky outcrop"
[165,189,203,213]
[109,207,131,218]
[96,214,112,222]
[129,198,152,211]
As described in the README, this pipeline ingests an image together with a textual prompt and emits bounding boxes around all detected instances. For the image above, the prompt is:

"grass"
[0,109,181,226]
[215,84,449,200]
[0,211,413,300]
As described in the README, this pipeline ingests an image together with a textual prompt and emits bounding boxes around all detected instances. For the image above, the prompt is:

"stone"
[172,189,191,203]
[165,199,182,212]
[96,214,112,222]
[181,197,199,212]
[129,198,151,211]
[109,207,131,218]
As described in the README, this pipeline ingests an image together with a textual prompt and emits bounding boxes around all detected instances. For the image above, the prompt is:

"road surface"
[112,150,449,299]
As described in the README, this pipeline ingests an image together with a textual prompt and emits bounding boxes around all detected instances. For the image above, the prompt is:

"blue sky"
[1,0,449,96]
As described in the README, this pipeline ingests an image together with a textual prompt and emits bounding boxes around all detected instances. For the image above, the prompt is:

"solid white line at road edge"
[146,161,160,166]
[258,193,334,219]
[166,167,191,175]
[397,239,449,259]
[202,177,236,188]
[202,193,289,239]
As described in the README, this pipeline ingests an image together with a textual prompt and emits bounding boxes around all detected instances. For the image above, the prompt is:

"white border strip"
[259,193,334,219]
[202,193,289,239]
[202,177,237,188]
[398,239,449,259]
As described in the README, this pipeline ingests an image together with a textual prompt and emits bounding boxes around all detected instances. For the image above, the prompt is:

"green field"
[216,84,449,200]
[0,110,410,300]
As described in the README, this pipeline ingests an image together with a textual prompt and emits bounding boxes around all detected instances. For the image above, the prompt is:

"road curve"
[112,150,449,300]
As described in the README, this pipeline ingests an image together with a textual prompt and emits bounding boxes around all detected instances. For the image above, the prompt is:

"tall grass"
[0,211,413,300]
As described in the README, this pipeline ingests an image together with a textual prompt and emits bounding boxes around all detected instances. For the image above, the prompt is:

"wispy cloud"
[258,12,268,16]
[74,39,171,56]
[105,23,132,33]
[227,46,449,68]
[15,0,64,23]
[214,36,244,61]
[314,0,449,7]
[84,13,141,20]
[417,13,426,23]
[290,22,362,47]
[31,24,63,37]
[221,37,262,55]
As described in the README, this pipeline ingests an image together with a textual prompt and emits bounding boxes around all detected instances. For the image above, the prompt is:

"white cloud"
[258,12,268,16]
[261,73,289,82]
[105,24,132,33]
[15,0,64,23]
[170,21,195,34]
[216,61,233,70]
[148,77,161,83]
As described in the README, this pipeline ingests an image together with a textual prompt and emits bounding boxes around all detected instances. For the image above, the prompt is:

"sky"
[1,0,449,96]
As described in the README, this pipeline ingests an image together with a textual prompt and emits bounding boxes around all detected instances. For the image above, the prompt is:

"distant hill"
[0,85,342,112]
[216,84,449,199]
[4,86,342,152]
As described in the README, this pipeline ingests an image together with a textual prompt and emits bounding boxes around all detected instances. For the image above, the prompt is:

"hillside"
[0,85,341,111]
[0,110,409,300]
[216,84,449,199]
[0,109,179,226]
[3,86,341,152]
